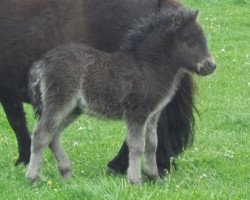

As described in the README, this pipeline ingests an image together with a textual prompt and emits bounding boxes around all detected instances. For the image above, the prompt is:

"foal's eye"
[182,36,196,47]
[185,38,196,47]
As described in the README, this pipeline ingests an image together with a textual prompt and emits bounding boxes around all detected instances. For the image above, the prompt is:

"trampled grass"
[0,0,249,199]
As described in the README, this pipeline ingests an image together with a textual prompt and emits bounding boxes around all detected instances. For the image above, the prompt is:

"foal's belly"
[78,92,123,120]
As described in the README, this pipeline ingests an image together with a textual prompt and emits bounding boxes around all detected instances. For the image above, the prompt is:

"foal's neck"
[132,45,181,79]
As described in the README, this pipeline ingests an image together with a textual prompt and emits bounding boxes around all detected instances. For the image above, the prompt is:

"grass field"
[0,0,249,199]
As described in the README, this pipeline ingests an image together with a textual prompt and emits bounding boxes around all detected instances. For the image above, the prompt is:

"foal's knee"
[127,135,145,156]
[31,128,52,152]
[145,127,157,149]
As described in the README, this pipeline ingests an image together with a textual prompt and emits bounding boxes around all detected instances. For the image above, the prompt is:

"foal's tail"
[28,60,44,118]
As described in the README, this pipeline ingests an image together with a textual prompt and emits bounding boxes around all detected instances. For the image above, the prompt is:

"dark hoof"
[59,168,72,179]
[142,169,160,182]
[107,167,119,175]
[15,156,30,166]
[107,161,127,175]
[158,168,169,178]
[158,157,178,178]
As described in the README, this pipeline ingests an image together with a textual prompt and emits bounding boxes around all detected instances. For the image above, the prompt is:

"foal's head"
[121,8,216,76]
[172,9,216,75]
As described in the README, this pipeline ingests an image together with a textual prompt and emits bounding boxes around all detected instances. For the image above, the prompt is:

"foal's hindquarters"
[26,46,160,184]
[26,80,82,182]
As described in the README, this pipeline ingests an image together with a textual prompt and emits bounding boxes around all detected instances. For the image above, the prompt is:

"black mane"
[120,7,194,52]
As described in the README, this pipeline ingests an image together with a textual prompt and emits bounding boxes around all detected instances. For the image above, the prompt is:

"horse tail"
[160,73,196,157]
[28,60,45,118]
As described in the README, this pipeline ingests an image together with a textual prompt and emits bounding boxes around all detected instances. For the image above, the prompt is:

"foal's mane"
[120,7,195,52]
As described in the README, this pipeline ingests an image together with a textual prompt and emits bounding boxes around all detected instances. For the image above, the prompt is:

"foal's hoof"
[129,179,142,185]
[62,171,72,179]
[26,172,39,184]
[128,176,142,185]
[60,169,72,179]
[143,171,160,182]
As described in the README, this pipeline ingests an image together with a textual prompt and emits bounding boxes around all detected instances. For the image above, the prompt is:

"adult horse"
[0,0,194,176]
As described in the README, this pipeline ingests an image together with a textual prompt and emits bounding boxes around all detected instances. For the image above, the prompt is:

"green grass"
[0,0,249,199]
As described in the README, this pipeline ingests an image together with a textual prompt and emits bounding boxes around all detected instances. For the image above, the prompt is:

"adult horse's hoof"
[157,157,178,178]
[15,156,30,166]
[107,160,127,175]
[107,166,126,176]
[158,168,169,178]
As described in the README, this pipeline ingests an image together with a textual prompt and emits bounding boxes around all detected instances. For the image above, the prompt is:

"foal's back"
[37,43,142,118]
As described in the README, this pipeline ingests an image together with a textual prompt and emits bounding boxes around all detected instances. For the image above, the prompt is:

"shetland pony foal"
[27,8,216,184]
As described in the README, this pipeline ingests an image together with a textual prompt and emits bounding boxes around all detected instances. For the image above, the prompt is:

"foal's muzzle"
[197,60,216,76]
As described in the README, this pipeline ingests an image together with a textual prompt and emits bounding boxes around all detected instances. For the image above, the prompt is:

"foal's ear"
[192,10,199,21]
[174,11,185,30]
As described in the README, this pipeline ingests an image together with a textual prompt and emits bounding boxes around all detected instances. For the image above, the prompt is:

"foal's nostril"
[198,60,216,76]
[206,60,216,70]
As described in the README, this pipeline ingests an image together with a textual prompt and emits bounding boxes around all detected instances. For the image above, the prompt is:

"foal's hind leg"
[144,113,160,181]
[26,102,76,182]
[49,111,81,178]
[49,134,71,179]
[26,114,57,183]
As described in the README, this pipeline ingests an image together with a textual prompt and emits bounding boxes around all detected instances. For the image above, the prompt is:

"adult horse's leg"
[155,109,176,176]
[1,99,31,165]
[107,141,129,174]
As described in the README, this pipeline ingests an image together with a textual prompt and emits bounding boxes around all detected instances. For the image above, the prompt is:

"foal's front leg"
[126,122,145,185]
[144,113,160,181]
[125,107,148,185]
